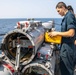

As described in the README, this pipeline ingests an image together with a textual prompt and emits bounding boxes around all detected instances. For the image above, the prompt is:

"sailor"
[48,2,76,75]
[67,5,76,66]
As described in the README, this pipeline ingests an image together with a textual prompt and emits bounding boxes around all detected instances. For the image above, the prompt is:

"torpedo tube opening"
[2,30,34,64]
[22,63,52,75]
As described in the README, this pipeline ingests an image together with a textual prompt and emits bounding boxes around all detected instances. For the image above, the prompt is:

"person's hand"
[74,40,76,45]
[48,31,58,37]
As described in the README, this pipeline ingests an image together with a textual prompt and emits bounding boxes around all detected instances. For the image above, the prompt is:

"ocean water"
[0,18,62,47]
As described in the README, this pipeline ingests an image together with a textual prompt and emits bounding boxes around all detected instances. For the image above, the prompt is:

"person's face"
[56,7,65,16]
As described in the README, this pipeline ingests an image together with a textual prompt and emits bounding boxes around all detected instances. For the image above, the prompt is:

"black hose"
[0,33,5,36]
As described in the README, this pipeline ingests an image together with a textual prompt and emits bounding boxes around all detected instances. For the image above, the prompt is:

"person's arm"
[48,29,75,37]
[57,29,75,37]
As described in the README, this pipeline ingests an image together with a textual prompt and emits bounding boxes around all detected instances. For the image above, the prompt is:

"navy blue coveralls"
[60,11,76,75]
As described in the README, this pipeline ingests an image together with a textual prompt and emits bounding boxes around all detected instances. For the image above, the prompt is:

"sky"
[0,0,76,18]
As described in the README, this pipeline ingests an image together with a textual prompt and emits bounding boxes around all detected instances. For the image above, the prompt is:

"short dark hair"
[56,2,67,9]
[67,5,74,12]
